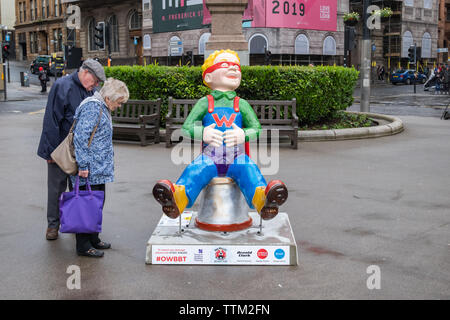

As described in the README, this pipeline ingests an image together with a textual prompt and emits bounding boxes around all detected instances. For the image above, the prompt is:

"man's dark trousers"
[47,162,72,229]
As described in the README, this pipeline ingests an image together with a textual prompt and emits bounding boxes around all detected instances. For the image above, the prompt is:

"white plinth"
[146,211,298,266]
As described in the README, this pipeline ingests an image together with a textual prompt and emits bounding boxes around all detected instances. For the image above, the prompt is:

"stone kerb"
[298,111,404,142]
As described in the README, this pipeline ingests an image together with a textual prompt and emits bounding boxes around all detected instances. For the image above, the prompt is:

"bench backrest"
[167,97,297,127]
[167,97,198,125]
[112,99,161,124]
[247,98,298,126]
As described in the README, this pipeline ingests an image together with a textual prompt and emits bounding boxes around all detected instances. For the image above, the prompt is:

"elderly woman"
[72,78,129,257]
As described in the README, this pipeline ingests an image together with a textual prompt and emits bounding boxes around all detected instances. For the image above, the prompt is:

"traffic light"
[408,45,416,64]
[345,27,357,51]
[94,22,105,50]
[184,50,193,65]
[2,43,10,60]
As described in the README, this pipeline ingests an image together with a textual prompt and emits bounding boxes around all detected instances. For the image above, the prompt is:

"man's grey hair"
[99,78,130,103]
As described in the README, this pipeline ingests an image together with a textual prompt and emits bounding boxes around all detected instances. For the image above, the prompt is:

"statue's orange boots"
[252,180,288,220]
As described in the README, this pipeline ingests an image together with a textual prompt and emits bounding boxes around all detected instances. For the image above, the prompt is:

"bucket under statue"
[195,177,253,232]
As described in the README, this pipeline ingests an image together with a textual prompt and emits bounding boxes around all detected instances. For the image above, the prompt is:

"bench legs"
[291,134,298,149]
[165,129,172,148]
[139,131,147,147]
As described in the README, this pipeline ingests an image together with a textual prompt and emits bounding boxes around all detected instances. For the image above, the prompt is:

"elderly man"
[37,59,106,240]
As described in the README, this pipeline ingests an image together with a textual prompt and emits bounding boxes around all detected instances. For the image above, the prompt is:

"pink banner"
[253,0,336,31]
[202,0,336,31]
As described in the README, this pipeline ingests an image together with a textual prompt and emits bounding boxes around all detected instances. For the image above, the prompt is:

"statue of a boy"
[153,50,288,222]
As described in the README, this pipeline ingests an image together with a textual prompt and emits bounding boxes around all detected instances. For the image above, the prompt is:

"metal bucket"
[196,177,252,232]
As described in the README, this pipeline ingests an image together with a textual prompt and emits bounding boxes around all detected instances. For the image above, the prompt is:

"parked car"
[30,55,65,76]
[390,69,427,85]
[31,55,51,74]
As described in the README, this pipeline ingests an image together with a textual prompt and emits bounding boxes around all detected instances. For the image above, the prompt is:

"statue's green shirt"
[181,90,261,142]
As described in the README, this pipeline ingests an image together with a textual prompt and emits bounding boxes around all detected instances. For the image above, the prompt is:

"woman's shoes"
[92,241,111,250]
[77,248,104,258]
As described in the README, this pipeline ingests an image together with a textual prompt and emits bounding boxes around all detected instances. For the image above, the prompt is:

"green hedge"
[105,65,359,126]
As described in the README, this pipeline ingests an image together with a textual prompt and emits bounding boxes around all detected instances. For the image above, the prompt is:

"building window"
[88,18,97,51]
[423,0,432,10]
[30,0,35,20]
[53,29,58,52]
[19,2,23,23]
[30,32,34,53]
[23,2,27,21]
[58,28,63,52]
[404,0,414,7]
[143,34,151,50]
[323,36,336,55]
[402,31,414,58]
[421,32,432,58]
[42,0,46,19]
[30,32,38,53]
[143,0,150,11]
[67,27,76,46]
[249,34,268,54]
[34,0,38,20]
[129,10,142,30]
[55,0,59,17]
[108,15,120,52]
[198,33,211,55]
[295,34,310,55]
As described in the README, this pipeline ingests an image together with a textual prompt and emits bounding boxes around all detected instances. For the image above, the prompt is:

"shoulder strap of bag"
[87,106,103,147]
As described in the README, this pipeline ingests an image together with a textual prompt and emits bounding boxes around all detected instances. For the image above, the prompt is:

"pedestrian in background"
[72,78,129,257]
[443,65,449,95]
[38,67,50,93]
[37,59,106,241]
[379,65,385,81]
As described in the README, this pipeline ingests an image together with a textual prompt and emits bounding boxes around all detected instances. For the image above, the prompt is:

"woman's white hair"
[99,78,130,103]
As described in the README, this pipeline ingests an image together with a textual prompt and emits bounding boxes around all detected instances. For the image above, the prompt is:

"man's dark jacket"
[37,72,94,160]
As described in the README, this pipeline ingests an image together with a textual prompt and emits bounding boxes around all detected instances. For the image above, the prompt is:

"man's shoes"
[46,227,59,240]
[77,248,104,258]
[92,241,111,250]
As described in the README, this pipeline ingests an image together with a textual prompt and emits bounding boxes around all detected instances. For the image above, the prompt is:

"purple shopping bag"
[59,176,104,234]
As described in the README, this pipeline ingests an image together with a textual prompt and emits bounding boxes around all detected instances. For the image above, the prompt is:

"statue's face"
[204,52,241,91]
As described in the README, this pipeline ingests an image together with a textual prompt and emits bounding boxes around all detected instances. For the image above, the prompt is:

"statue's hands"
[203,123,223,147]
[224,123,245,147]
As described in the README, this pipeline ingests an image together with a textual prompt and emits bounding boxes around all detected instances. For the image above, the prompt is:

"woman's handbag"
[50,106,103,175]
[59,176,104,234]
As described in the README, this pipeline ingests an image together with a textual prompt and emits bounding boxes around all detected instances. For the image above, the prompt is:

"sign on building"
[152,0,337,33]
[152,0,206,33]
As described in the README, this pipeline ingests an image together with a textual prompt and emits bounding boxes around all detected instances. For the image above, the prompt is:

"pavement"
[0,110,449,300]
[0,69,449,300]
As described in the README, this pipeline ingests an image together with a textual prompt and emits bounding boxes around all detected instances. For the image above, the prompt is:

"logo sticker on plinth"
[152,245,290,265]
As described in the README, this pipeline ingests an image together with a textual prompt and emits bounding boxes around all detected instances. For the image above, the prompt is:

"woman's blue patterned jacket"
[71,92,114,186]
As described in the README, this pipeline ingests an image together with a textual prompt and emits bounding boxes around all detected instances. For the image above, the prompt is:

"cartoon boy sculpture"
[153,50,288,223]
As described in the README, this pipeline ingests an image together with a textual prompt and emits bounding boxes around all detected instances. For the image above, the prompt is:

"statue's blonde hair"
[202,50,240,87]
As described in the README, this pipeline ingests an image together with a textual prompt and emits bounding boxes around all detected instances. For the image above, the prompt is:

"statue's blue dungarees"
[176,97,266,208]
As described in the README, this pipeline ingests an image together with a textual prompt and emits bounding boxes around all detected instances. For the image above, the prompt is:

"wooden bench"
[247,98,298,149]
[112,99,161,146]
[165,97,197,148]
[165,97,298,149]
